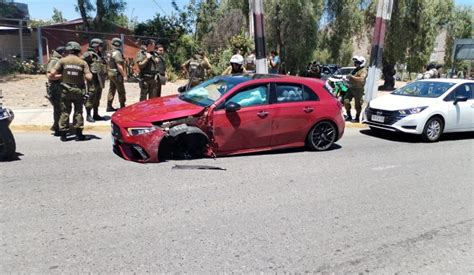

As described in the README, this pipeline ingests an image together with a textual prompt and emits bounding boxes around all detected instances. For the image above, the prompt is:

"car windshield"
[338,68,354,75]
[392,81,455,98]
[178,76,249,107]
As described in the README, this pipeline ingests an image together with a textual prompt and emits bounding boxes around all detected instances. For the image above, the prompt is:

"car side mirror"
[453,95,468,105]
[225,101,241,112]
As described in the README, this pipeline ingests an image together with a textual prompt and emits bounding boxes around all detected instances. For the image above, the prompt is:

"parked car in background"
[320,64,339,80]
[332,67,356,79]
[363,79,474,142]
[112,74,345,163]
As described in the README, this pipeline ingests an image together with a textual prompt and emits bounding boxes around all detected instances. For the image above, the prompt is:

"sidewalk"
[11,107,112,132]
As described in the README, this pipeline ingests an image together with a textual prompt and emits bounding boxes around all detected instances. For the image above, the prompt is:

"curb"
[10,122,368,132]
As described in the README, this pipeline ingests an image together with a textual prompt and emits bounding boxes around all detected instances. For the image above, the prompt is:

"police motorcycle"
[327,76,349,104]
[0,91,16,160]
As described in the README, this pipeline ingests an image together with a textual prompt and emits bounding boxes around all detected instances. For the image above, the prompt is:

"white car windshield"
[392,81,455,98]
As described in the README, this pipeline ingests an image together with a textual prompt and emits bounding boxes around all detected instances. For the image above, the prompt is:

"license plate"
[371,114,385,123]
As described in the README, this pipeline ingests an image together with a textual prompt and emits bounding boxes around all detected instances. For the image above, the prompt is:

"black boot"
[106,102,117,112]
[86,108,95,123]
[60,132,68,142]
[75,129,86,141]
[120,102,126,109]
[53,130,61,137]
[92,107,105,121]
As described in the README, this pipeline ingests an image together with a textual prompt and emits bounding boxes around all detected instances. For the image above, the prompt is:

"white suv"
[363,79,474,142]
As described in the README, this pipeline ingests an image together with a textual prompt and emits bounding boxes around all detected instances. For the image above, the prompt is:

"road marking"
[372,165,399,171]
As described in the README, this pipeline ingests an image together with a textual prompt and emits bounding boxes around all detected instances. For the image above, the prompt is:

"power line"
[151,0,168,15]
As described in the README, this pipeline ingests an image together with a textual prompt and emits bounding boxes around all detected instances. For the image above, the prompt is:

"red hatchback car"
[111,74,345,163]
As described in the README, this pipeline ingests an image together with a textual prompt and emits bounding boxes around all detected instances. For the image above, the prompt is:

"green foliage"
[52,8,66,23]
[323,0,366,64]
[1,57,46,75]
[444,5,473,70]
[75,0,127,31]
[385,0,454,72]
[229,33,254,55]
[208,47,233,76]
[265,0,324,74]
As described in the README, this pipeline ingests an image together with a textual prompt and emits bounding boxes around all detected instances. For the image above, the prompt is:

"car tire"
[306,121,337,151]
[0,120,16,161]
[421,116,444,142]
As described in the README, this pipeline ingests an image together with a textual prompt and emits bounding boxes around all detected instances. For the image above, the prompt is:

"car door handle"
[257,111,269,118]
[304,107,314,113]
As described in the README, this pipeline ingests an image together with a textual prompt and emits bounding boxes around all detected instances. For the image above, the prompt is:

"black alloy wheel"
[307,121,336,151]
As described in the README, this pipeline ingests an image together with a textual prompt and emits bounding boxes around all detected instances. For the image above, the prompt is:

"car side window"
[227,85,268,108]
[444,84,473,101]
[274,84,318,103]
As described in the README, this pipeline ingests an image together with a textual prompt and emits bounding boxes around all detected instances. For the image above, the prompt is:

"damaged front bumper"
[111,121,166,163]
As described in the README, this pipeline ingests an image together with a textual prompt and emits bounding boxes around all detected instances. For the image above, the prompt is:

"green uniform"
[136,49,160,101]
[182,55,211,88]
[344,66,368,120]
[155,53,166,97]
[107,48,126,107]
[45,50,63,132]
[53,55,91,132]
[82,49,106,110]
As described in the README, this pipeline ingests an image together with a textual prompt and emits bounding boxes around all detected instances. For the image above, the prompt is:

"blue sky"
[21,0,474,22]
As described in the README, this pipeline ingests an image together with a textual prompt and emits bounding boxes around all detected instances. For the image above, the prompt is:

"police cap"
[55,46,65,54]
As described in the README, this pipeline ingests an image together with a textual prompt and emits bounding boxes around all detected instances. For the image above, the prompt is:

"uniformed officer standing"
[135,39,160,101]
[106,37,127,111]
[82,38,107,122]
[155,44,167,97]
[345,56,368,122]
[48,41,92,141]
[45,46,66,136]
[181,50,211,89]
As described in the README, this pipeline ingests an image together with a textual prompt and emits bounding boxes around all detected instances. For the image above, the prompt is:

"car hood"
[369,94,436,111]
[114,95,205,123]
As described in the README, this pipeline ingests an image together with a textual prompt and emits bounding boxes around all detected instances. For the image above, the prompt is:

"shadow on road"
[1,152,23,162]
[360,129,474,143]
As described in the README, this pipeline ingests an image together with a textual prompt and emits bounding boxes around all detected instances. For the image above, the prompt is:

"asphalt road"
[1,128,473,273]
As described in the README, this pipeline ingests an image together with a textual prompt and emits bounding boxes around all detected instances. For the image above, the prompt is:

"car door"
[443,83,474,131]
[211,84,272,153]
[270,83,321,147]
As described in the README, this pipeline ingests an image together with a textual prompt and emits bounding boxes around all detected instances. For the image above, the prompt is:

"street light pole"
[364,0,393,102]
[251,0,268,74]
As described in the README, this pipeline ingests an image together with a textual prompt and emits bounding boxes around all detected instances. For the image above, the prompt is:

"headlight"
[127,126,159,136]
[398,106,427,115]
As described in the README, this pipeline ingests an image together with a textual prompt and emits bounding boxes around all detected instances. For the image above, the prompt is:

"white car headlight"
[127,126,159,136]
[398,106,428,115]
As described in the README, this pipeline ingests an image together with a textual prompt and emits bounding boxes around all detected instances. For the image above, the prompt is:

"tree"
[52,8,66,23]
[384,0,454,73]
[322,0,366,65]
[444,5,473,71]
[75,0,127,31]
[264,0,324,74]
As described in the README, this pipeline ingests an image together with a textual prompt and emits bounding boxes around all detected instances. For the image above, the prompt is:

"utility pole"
[364,0,393,102]
[251,0,268,74]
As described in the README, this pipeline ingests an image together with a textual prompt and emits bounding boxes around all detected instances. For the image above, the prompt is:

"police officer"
[45,46,66,136]
[344,55,368,122]
[48,41,92,141]
[222,54,247,75]
[136,39,160,101]
[82,38,106,122]
[106,37,127,111]
[181,50,211,89]
[155,44,167,97]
